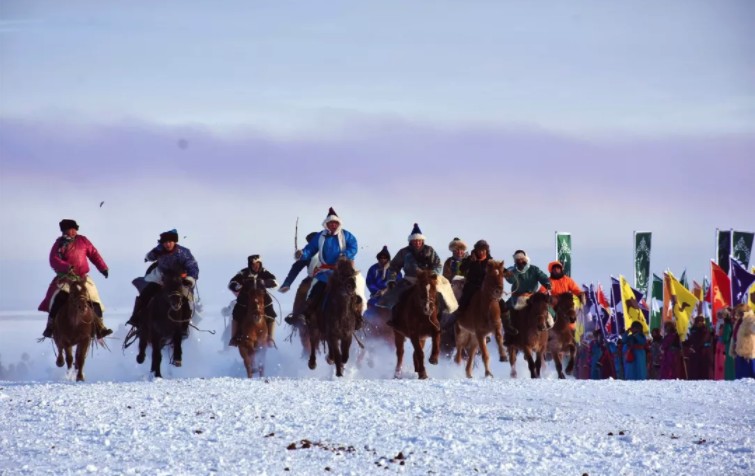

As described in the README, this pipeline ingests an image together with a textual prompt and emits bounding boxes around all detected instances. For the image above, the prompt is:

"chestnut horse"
[506,292,550,378]
[235,277,269,378]
[136,271,193,378]
[454,260,506,378]
[392,270,440,379]
[53,278,95,381]
[308,258,361,377]
[547,292,578,379]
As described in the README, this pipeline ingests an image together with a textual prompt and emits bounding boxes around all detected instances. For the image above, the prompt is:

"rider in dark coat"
[227,255,278,346]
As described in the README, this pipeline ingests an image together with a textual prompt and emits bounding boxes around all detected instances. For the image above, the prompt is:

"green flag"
[650,274,663,331]
[717,229,732,274]
[732,231,754,268]
[634,231,652,294]
[556,232,572,276]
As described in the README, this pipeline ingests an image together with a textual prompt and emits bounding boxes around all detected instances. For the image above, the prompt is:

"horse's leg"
[342,335,352,365]
[508,346,518,378]
[454,328,468,365]
[565,343,576,375]
[257,344,266,377]
[172,332,183,367]
[411,336,427,379]
[308,328,318,370]
[65,346,74,370]
[429,329,440,366]
[536,350,545,378]
[465,339,478,379]
[151,336,162,378]
[239,345,253,378]
[330,337,343,378]
[478,332,493,378]
[394,332,405,379]
[553,350,565,379]
[75,341,88,382]
[494,322,507,362]
[55,342,65,368]
[136,332,148,364]
[521,349,538,379]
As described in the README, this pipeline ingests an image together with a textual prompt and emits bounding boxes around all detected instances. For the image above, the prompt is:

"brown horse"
[308,258,361,377]
[288,276,313,358]
[454,260,506,378]
[392,270,440,379]
[547,292,578,379]
[235,278,269,378]
[136,271,193,378]
[53,278,95,381]
[506,292,550,378]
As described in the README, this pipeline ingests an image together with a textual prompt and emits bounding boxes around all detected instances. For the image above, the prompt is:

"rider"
[126,229,199,330]
[442,237,468,280]
[382,223,448,327]
[227,254,278,347]
[39,219,113,339]
[278,231,318,293]
[285,207,360,329]
[456,239,493,317]
[366,245,401,308]
[546,260,585,304]
[502,249,551,335]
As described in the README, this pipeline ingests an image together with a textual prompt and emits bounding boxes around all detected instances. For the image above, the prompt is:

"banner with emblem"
[633,231,651,294]
[717,229,732,274]
[667,270,698,341]
[555,232,572,277]
[650,274,663,331]
[730,257,755,306]
[732,231,754,268]
[710,261,731,328]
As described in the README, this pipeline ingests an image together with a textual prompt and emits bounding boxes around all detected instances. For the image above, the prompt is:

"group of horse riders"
[39,207,586,345]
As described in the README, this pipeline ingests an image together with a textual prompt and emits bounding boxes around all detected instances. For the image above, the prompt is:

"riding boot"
[42,313,54,338]
[266,318,276,346]
[228,320,239,347]
[501,306,518,336]
[91,302,113,339]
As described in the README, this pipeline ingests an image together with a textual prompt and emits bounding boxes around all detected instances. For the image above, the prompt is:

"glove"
[279,285,290,294]
[102,269,109,279]
[294,250,303,260]
[231,282,242,293]
[264,279,277,287]
[387,281,396,290]
[183,277,196,288]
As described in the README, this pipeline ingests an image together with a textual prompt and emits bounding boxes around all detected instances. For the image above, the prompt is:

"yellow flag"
[620,275,649,334]
[667,271,698,341]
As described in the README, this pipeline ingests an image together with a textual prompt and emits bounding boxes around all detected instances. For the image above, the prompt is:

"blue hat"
[376,245,391,260]
[408,223,426,242]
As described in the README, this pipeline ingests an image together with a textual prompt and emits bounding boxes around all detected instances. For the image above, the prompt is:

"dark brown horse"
[235,278,269,378]
[454,260,506,378]
[136,271,193,378]
[53,278,95,381]
[291,276,314,358]
[547,292,578,379]
[506,292,550,378]
[308,258,361,377]
[392,270,440,379]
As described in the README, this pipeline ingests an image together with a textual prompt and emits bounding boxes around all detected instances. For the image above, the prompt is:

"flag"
[663,273,673,323]
[730,257,755,305]
[610,277,625,334]
[596,284,617,341]
[650,274,663,331]
[692,280,703,316]
[717,229,732,274]
[620,275,649,334]
[732,231,754,269]
[556,232,572,277]
[667,271,698,341]
[679,269,689,289]
[710,261,731,328]
[634,231,652,294]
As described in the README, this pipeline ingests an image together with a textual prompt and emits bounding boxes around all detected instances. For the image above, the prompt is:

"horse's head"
[333,258,357,296]
[483,260,504,300]
[555,292,577,323]
[527,292,551,331]
[162,270,190,312]
[240,278,267,323]
[414,270,438,317]
[67,278,91,316]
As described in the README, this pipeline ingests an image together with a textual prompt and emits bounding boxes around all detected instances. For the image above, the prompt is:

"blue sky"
[1,1,754,311]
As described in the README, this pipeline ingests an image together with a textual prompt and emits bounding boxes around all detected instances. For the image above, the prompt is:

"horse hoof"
[429,357,438,365]
[136,354,145,364]
[173,360,182,367]
[326,356,334,365]
[418,373,429,380]
[499,355,507,362]
[56,358,64,368]
[308,360,316,370]
[485,372,494,378]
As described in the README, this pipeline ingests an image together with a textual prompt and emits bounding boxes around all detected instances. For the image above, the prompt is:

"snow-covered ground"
[2,310,754,474]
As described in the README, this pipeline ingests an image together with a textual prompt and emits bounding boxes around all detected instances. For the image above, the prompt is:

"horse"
[53,278,95,381]
[289,276,314,358]
[234,277,270,378]
[392,269,441,379]
[547,292,578,379]
[506,292,550,378]
[454,260,506,378]
[308,258,361,377]
[135,271,193,378]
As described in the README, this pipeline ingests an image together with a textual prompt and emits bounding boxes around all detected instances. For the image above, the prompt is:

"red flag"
[596,284,610,311]
[710,261,731,327]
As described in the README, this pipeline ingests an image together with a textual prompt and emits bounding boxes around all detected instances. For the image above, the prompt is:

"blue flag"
[730,257,755,304]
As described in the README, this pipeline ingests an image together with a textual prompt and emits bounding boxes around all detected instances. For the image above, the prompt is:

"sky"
[1,1,754,312]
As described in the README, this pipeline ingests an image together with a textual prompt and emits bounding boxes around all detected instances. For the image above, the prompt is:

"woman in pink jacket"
[39,219,112,339]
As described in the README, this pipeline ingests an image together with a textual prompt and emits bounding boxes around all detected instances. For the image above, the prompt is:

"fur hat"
[376,245,391,260]
[473,240,490,252]
[513,249,530,263]
[547,261,563,273]
[159,229,179,243]
[448,237,467,252]
[322,207,341,227]
[248,254,262,267]
[408,223,426,242]
[59,219,79,232]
